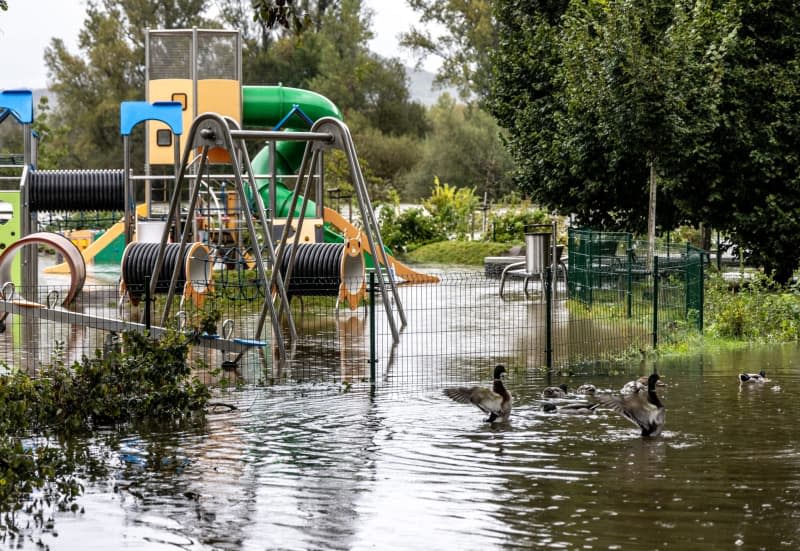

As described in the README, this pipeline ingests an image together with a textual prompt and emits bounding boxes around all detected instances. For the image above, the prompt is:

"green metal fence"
[567,227,705,348]
[0,231,706,392]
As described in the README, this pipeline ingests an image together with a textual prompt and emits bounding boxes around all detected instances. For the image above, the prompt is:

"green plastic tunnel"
[243,85,344,241]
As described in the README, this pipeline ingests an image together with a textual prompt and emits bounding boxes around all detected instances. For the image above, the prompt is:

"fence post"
[545,266,553,371]
[144,275,151,331]
[587,229,594,307]
[685,242,690,319]
[627,234,633,319]
[699,254,704,332]
[652,256,659,349]
[369,270,377,387]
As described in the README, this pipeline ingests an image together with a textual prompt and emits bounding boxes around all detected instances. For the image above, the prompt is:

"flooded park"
[4,264,794,550]
[40,344,800,550]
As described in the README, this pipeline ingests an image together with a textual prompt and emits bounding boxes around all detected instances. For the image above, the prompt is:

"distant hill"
[407,67,459,106]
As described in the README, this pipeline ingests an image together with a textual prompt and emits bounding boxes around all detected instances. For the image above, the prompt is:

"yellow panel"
[198,79,241,164]
[147,79,194,165]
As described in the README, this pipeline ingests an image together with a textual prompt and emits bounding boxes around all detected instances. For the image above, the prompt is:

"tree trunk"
[647,157,657,265]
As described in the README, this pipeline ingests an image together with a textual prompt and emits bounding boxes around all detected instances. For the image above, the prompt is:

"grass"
[404,240,516,266]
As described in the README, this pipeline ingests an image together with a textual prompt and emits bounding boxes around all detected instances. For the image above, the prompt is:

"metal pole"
[545,266,553,371]
[652,256,659,350]
[685,242,690,319]
[369,271,377,386]
[123,135,132,245]
[627,234,633,318]
[144,275,151,331]
[699,255,704,332]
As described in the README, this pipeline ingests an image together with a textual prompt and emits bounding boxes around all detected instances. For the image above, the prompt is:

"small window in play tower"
[156,129,172,147]
[171,93,188,110]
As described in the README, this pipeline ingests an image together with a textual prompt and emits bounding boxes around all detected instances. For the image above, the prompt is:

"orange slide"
[323,207,439,284]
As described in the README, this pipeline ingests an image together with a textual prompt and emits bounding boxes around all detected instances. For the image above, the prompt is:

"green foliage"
[705,273,800,342]
[489,0,737,232]
[487,204,550,243]
[401,95,514,200]
[400,0,496,101]
[488,0,800,283]
[379,206,446,253]
[406,240,513,265]
[422,176,480,239]
[0,328,209,535]
[43,0,213,169]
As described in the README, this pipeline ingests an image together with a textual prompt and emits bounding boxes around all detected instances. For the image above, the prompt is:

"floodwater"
[39,344,800,550]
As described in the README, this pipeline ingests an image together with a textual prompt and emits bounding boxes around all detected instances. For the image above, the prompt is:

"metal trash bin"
[524,224,553,275]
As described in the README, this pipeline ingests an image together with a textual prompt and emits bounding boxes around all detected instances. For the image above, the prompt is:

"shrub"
[705,273,800,342]
[487,205,550,243]
[379,206,447,253]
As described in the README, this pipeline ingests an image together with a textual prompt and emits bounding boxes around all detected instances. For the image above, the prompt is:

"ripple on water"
[40,354,800,550]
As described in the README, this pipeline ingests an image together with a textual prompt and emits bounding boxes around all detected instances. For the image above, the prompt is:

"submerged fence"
[0,231,704,392]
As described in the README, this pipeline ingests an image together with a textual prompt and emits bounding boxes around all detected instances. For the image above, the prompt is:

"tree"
[489,0,800,283]
[704,0,800,282]
[556,0,737,252]
[43,0,212,168]
[487,1,735,229]
[402,94,514,200]
[400,0,495,102]
[217,0,338,86]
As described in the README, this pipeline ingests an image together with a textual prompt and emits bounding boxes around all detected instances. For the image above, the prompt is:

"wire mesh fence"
[0,244,704,394]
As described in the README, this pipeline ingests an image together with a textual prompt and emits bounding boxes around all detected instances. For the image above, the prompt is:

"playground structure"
[0,28,439,371]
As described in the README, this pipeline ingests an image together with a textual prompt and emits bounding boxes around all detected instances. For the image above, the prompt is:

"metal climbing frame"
[147,113,406,368]
[272,117,406,343]
[146,113,295,364]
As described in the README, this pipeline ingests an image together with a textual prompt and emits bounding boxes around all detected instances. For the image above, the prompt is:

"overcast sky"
[0,0,439,91]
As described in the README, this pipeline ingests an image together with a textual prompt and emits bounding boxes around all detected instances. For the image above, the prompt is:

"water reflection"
[35,346,800,549]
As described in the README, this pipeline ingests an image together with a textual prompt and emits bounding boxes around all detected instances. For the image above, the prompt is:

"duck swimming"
[542,400,599,415]
[541,384,569,399]
[596,373,665,437]
[739,370,769,384]
[444,364,512,423]
[575,384,597,395]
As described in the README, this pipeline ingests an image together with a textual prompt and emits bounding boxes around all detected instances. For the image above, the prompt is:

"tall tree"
[400,0,495,101]
[217,0,338,85]
[705,0,800,282]
[308,0,428,135]
[556,0,737,251]
[488,1,735,230]
[401,94,514,200]
[43,0,211,168]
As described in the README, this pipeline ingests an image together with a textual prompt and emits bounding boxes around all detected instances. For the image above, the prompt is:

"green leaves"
[0,328,210,535]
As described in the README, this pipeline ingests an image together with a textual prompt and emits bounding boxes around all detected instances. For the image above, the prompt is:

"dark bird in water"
[739,370,769,384]
[595,373,665,437]
[541,383,569,399]
[444,364,512,423]
[575,384,597,395]
[543,400,599,415]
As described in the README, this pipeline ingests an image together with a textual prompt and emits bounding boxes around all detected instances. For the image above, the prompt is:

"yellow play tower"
[146,28,242,167]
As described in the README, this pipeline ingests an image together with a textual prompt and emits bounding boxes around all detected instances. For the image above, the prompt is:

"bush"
[705,273,800,342]
[0,327,210,536]
[379,206,447,253]
[487,205,550,243]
